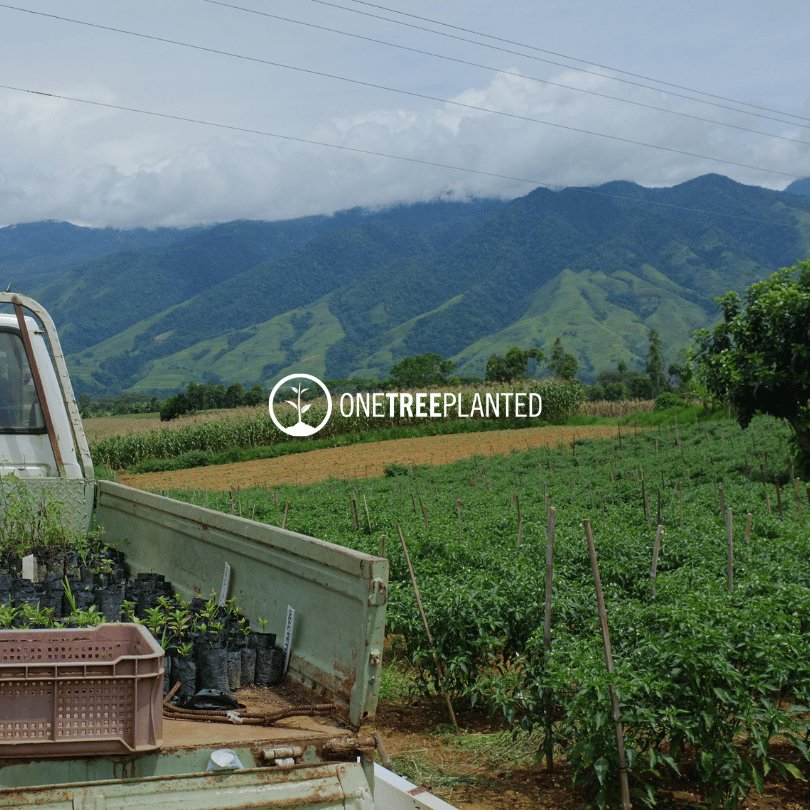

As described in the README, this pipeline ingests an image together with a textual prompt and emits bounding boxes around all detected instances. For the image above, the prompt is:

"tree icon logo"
[268,373,332,437]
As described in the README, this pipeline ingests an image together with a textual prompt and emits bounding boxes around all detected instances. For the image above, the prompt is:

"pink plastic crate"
[0,623,163,757]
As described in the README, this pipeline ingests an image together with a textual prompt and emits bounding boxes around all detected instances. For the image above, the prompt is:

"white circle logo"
[268,373,332,437]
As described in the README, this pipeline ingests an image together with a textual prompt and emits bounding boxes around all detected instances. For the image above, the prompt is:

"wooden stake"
[743,513,752,551]
[794,479,803,522]
[641,470,651,524]
[350,495,359,531]
[363,494,372,533]
[513,493,523,551]
[416,493,429,530]
[281,501,289,530]
[543,507,556,772]
[726,508,734,592]
[582,520,631,809]
[775,482,784,519]
[650,524,664,599]
[396,525,459,732]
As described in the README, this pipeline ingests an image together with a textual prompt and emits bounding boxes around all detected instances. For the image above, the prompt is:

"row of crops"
[165,413,809,807]
[90,380,585,469]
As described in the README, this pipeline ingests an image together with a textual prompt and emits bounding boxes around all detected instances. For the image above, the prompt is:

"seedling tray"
[0,623,163,757]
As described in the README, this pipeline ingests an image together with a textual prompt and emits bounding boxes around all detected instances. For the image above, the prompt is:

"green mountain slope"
[7,175,810,393]
[1,220,195,290]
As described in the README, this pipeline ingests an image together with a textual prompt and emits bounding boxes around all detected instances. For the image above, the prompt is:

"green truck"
[0,293,455,809]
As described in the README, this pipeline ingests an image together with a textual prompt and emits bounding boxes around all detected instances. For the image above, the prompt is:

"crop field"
[155,411,809,808]
[119,424,620,490]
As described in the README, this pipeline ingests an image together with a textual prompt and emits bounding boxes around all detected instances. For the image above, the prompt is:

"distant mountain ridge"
[7,174,809,394]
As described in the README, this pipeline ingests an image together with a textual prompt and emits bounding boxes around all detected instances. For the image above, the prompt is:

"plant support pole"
[396,525,459,732]
[649,524,664,599]
[583,519,631,810]
[726,508,734,592]
[543,507,556,771]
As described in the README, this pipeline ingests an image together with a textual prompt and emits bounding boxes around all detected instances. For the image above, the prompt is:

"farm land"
[99,408,809,808]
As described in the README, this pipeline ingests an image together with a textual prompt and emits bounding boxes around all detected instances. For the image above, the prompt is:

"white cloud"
[0,61,808,227]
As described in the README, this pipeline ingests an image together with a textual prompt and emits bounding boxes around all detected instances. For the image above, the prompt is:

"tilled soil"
[119,425,620,491]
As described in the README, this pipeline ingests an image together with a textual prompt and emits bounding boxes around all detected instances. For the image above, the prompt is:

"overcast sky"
[1,0,809,227]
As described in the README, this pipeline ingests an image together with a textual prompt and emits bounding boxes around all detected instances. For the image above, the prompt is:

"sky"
[1,0,809,227]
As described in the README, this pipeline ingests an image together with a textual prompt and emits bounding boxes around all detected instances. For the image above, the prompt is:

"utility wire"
[0,4,799,180]
[0,82,802,229]
[344,0,810,124]
[310,0,810,131]
[203,0,810,148]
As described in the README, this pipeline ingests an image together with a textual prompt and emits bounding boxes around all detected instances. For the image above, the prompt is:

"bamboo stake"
[513,493,523,551]
[363,494,372,534]
[650,524,664,599]
[641,470,651,524]
[350,495,359,531]
[726,508,734,592]
[417,493,429,531]
[743,513,752,551]
[543,507,556,771]
[396,525,459,732]
[582,520,631,809]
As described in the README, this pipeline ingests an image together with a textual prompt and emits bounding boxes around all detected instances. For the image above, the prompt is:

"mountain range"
[4,174,810,394]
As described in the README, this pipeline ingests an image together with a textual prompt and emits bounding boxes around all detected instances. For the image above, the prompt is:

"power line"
[344,0,810,124]
[0,82,802,229]
[0,4,799,180]
[310,0,810,131]
[203,0,810,148]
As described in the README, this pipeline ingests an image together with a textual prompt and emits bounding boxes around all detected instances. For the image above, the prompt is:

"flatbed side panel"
[0,762,375,809]
[95,481,388,726]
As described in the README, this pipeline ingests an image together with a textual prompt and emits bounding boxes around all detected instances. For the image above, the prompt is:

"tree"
[388,353,454,388]
[645,329,668,397]
[485,347,544,382]
[694,259,810,463]
[548,338,578,381]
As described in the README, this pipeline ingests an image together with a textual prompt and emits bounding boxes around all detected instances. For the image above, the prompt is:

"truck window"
[0,329,46,433]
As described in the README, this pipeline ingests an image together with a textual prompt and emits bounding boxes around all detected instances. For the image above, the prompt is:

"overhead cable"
[0,4,799,179]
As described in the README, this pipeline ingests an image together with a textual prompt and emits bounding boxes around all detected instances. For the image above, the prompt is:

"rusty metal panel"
[0,761,375,809]
[95,481,388,727]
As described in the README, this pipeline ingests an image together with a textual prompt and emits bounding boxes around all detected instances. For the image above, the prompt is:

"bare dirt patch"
[118,425,619,491]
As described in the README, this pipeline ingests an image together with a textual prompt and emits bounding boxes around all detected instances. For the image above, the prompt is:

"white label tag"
[218,562,231,607]
[283,606,296,674]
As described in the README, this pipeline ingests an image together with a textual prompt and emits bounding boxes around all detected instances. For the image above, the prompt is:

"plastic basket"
[0,623,163,757]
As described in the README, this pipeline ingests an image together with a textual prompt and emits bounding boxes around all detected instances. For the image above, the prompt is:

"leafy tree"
[548,338,578,381]
[485,347,544,382]
[591,358,653,400]
[694,259,810,463]
[388,353,454,388]
[645,328,668,397]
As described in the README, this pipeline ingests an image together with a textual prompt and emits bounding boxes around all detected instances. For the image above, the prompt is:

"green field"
[164,412,809,807]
